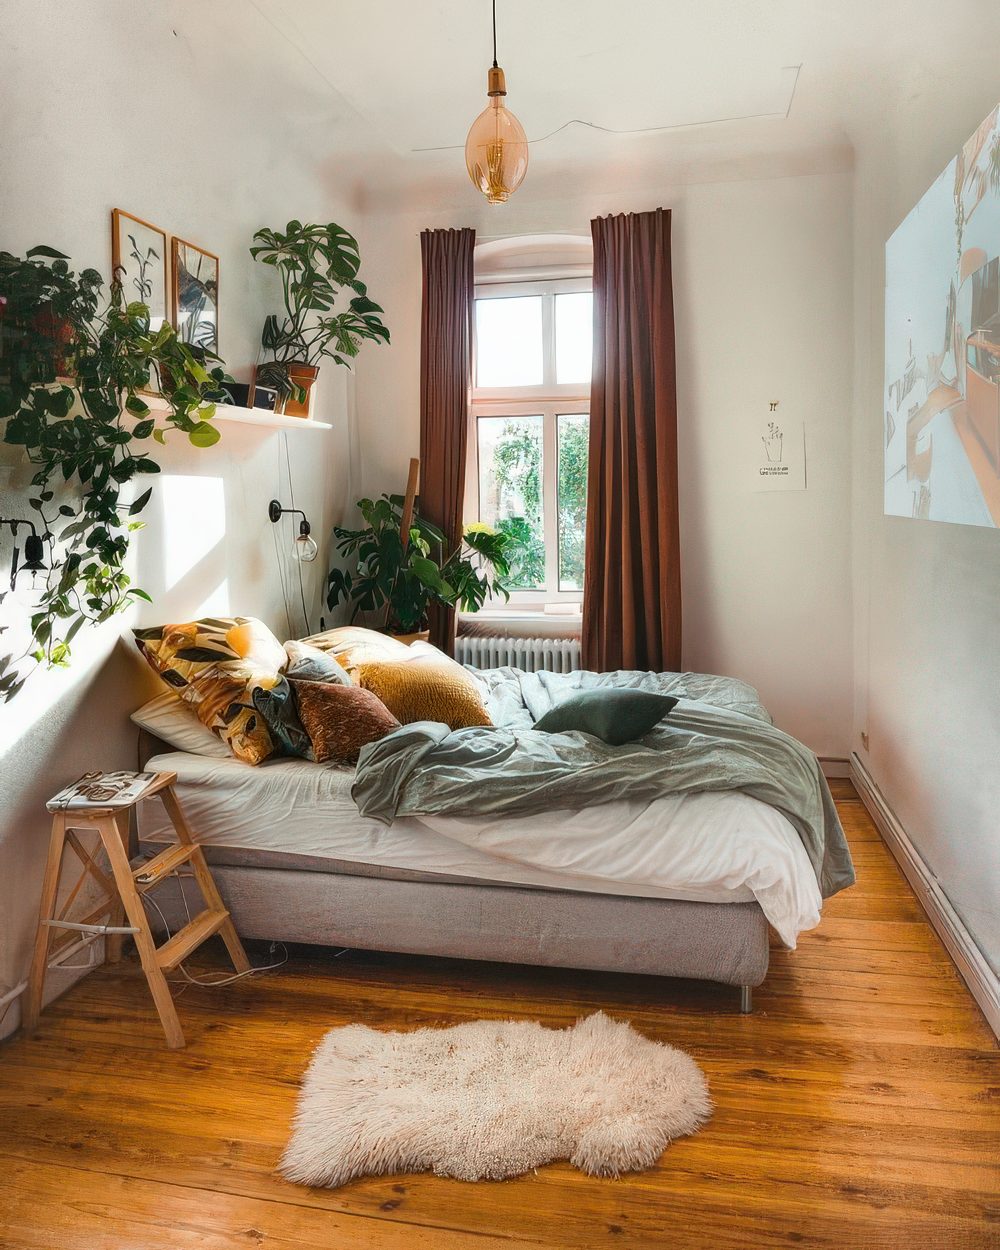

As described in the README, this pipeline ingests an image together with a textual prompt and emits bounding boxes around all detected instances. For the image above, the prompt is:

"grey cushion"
[285,639,352,685]
[533,689,678,746]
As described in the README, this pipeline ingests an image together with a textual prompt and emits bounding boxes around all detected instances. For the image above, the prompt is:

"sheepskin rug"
[280,1012,711,1187]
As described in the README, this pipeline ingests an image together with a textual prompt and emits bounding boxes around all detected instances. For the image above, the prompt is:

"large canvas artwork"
[885,105,1000,527]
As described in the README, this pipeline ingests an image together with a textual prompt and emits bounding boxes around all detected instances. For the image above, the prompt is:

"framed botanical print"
[171,237,219,353]
[111,209,168,329]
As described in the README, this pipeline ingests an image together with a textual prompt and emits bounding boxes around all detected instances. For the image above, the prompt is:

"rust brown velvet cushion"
[290,680,400,765]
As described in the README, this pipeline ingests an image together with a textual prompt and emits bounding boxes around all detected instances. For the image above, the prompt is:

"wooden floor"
[1,781,997,1250]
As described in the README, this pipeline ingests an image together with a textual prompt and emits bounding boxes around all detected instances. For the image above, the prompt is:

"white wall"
[354,167,855,757]
[0,1,366,1035]
[850,56,1000,974]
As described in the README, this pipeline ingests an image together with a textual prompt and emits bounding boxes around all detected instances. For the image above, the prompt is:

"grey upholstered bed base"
[136,727,769,1011]
[144,855,770,1012]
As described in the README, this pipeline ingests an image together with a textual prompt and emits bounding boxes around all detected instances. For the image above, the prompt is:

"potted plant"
[249,220,389,416]
[326,495,512,636]
[0,245,231,699]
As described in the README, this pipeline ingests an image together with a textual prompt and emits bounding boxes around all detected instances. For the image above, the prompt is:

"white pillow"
[131,692,232,759]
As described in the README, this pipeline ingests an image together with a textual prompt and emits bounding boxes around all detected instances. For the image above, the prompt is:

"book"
[48,771,158,811]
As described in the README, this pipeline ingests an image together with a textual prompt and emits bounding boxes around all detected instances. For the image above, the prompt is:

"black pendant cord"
[492,0,498,67]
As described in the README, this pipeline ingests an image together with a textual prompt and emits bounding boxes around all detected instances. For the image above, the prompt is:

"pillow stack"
[133,622,492,767]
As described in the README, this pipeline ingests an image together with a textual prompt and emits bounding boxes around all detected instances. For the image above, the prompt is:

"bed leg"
[739,985,753,1014]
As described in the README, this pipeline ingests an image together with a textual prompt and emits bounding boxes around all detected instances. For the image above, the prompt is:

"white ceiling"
[175,0,997,209]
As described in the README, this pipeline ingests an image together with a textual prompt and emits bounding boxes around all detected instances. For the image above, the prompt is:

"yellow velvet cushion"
[298,625,412,675]
[133,616,285,765]
[355,652,492,730]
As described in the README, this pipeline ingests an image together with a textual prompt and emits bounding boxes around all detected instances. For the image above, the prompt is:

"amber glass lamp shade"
[465,66,529,204]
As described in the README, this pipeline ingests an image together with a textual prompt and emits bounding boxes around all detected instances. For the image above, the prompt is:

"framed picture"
[171,236,219,353]
[111,209,168,329]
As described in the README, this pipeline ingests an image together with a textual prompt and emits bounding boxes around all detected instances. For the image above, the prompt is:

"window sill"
[459,609,582,640]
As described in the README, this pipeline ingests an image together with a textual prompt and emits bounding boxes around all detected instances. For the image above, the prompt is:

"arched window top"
[474,233,592,284]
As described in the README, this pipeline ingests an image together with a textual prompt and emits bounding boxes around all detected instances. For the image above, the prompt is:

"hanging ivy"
[0,245,231,700]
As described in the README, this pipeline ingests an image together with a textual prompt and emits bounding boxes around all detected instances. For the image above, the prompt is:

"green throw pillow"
[533,689,678,746]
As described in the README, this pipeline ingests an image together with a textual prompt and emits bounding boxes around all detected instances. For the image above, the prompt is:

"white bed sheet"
[140,751,821,946]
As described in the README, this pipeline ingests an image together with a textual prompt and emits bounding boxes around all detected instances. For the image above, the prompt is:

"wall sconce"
[267,499,318,563]
[1,517,48,590]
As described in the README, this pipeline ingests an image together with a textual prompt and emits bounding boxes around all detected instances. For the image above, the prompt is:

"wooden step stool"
[25,770,249,1049]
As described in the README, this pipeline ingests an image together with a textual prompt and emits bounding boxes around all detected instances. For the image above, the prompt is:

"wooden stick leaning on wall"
[399,457,420,553]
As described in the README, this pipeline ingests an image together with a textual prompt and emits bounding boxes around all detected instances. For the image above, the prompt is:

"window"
[467,276,591,606]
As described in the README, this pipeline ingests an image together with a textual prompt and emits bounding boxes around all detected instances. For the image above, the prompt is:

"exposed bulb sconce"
[465,0,528,204]
[267,499,318,563]
[2,517,48,590]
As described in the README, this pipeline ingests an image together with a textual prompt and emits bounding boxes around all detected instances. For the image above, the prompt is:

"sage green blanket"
[352,668,855,899]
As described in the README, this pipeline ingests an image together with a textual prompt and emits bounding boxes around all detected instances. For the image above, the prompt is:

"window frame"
[466,276,591,609]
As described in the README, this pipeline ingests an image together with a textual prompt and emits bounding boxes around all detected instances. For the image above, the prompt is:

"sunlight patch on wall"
[159,475,227,597]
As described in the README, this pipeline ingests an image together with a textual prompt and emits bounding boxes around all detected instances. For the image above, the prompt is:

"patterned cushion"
[291,680,400,764]
[133,616,285,765]
[298,626,411,675]
[355,652,493,730]
[284,639,352,685]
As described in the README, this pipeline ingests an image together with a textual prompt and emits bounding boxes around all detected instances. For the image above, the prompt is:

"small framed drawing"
[111,209,168,329]
[171,237,219,353]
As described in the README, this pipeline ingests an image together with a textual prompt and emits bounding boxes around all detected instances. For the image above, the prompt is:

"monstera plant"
[327,495,513,635]
[0,245,231,700]
[250,220,389,413]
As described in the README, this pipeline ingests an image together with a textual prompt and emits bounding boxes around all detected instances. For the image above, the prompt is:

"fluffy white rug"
[280,1012,711,1186]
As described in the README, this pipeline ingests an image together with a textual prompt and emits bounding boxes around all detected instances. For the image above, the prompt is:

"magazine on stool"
[47,771,159,812]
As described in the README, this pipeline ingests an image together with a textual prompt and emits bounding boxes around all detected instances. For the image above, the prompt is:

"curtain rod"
[416,231,592,242]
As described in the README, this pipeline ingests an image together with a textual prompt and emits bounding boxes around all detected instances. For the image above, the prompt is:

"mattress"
[139,750,821,946]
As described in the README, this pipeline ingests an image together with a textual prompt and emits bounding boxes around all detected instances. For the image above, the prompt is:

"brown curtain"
[581,208,681,672]
[419,227,476,654]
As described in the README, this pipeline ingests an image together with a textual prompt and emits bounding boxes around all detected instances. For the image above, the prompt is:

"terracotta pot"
[33,304,75,376]
[280,362,319,418]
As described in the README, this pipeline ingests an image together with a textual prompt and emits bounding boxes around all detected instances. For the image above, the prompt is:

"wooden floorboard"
[1,787,997,1249]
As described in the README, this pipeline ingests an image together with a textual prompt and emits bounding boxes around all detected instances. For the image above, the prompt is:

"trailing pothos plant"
[326,494,513,635]
[249,220,389,402]
[0,245,231,700]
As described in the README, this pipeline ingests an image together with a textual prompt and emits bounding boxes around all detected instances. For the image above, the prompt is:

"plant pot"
[279,362,319,418]
[32,303,75,376]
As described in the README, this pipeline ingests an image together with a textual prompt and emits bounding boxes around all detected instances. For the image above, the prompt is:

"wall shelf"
[214,404,332,431]
[139,393,332,431]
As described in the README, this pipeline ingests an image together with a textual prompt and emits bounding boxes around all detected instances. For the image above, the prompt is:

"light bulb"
[293,532,318,563]
[465,66,528,205]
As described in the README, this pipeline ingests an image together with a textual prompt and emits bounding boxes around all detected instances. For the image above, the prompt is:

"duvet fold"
[352,668,855,901]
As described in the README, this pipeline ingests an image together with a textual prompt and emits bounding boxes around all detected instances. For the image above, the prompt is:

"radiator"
[456,634,582,673]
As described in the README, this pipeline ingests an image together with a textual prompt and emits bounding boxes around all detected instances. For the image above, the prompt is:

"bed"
[135,664,851,1013]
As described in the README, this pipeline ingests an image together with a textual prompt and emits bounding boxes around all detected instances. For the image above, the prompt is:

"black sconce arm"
[267,499,311,536]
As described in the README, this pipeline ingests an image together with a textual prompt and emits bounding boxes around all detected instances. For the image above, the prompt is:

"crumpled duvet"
[352,667,855,900]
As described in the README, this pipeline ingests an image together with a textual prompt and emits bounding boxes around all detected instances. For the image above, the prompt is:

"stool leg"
[24,814,68,1035]
[104,812,129,965]
[97,815,185,1049]
[161,786,250,974]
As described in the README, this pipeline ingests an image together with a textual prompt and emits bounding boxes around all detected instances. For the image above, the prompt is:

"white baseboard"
[851,752,999,1039]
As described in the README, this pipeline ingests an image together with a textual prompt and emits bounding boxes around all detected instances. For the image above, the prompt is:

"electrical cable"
[413,64,804,152]
[271,439,295,637]
[139,875,289,990]
[283,432,312,636]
